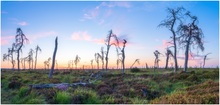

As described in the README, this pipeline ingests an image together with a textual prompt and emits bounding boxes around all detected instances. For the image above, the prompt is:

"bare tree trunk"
[165,55,169,69]
[130,61,137,68]
[171,29,178,72]
[34,50,38,70]
[49,37,58,79]
[105,46,110,71]
[184,37,191,72]
[17,50,20,71]
[121,50,125,74]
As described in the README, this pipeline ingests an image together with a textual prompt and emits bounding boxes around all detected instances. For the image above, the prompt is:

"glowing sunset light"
[1,1,219,70]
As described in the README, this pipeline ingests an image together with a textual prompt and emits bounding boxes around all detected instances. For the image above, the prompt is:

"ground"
[1,68,219,104]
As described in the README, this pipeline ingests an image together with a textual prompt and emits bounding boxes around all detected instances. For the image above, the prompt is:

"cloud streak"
[1,36,14,46]
[81,1,132,25]
[17,21,28,26]
[71,31,104,44]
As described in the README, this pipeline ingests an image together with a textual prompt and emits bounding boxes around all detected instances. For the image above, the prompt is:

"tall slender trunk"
[173,36,178,72]
[165,55,169,69]
[97,62,99,70]
[49,37,58,79]
[121,48,125,74]
[105,46,110,71]
[184,37,191,72]
[17,50,20,71]
[35,50,38,70]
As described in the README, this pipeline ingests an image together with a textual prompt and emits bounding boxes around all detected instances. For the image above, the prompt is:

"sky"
[1,1,219,69]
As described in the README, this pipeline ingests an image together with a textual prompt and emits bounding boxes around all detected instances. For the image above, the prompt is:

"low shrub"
[72,88,100,104]
[54,91,71,104]
[18,86,29,97]
[12,89,46,104]
[101,95,115,104]
[130,67,141,73]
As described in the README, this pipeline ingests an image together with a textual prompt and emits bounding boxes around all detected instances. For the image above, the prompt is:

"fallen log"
[29,70,103,90]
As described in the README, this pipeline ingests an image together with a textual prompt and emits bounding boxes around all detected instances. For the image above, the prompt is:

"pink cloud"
[1,36,14,46]
[71,31,91,41]
[30,31,57,41]
[93,38,105,44]
[17,21,28,26]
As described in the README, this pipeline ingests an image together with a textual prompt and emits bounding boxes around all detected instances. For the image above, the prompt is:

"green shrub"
[130,97,148,104]
[72,88,100,104]
[101,95,115,104]
[18,86,29,97]
[54,91,71,104]
[130,67,141,73]
[12,90,46,104]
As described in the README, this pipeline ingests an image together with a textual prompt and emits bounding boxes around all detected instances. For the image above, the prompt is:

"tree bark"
[49,37,58,78]
[184,37,191,72]
[165,55,169,69]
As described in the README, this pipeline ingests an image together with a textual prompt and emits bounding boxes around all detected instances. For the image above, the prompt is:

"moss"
[54,91,71,104]
[72,88,100,104]
[130,67,141,73]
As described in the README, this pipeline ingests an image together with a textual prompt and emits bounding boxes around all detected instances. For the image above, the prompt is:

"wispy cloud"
[81,1,132,25]
[30,31,57,41]
[70,31,129,46]
[8,18,29,26]
[71,31,91,41]
[157,39,173,50]
[101,1,131,8]
[17,21,28,26]
[1,10,8,14]
[1,36,14,46]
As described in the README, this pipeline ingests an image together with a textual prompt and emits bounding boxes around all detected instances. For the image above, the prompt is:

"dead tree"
[15,28,29,71]
[3,43,16,70]
[100,47,105,70]
[159,7,185,72]
[104,30,118,71]
[34,45,41,70]
[130,59,140,68]
[146,63,148,70]
[165,48,174,69]
[74,55,81,70]
[27,49,34,70]
[203,53,211,68]
[49,37,58,79]
[154,50,162,70]
[177,12,204,72]
[90,59,94,70]
[95,53,101,69]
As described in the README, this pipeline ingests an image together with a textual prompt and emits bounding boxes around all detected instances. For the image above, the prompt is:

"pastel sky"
[1,1,219,69]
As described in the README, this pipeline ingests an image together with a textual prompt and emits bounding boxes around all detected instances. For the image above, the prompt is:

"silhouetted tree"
[90,59,94,69]
[44,61,47,70]
[44,57,51,70]
[120,39,127,74]
[100,47,105,70]
[56,60,58,70]
[177,12,204,72]
[49,37,58,78]
[74,55,81,70]
[3,43,16,70]
[27,49,34,70]
[34,45,41,70]
[146,63,148,70]
[104,30,118,70]
[154,50,162,70]
[15,28,29,71]
[159,7,185,72]
[130,59,140,68]
[95,53,101,69]
[165,48,174,69]
[203,53,211,68]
